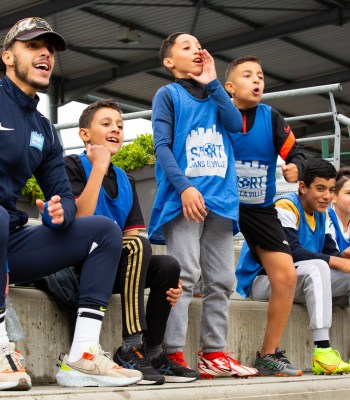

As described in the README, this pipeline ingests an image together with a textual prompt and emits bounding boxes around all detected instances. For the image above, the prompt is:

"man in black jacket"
[0,17,141,389]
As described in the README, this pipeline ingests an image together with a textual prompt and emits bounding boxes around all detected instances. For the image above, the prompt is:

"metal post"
[47,83,66,153]
[321,139,330,159]
[329,91,341,170]
[337,114,350,138]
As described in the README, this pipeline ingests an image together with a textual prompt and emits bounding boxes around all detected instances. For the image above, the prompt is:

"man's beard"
[13,58,50,91]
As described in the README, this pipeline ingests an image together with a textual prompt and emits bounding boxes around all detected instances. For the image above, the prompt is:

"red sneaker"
[198,351,257,379]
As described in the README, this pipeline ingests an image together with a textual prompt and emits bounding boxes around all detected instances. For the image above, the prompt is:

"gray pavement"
[1,373,350,400]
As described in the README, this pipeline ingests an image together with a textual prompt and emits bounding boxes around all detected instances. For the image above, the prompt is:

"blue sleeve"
[206,79,242,133]
[34,124,76,230]
[152,87,193,194]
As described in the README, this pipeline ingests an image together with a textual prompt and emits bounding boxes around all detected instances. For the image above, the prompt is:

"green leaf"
[111,133,155,172]
[20,176,44,204]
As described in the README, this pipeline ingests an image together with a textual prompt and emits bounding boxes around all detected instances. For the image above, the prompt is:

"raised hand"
[187,49,217,85]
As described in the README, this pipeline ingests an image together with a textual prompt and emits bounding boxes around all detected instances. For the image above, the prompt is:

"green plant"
[21,176,44,204]
[111,133,155,171]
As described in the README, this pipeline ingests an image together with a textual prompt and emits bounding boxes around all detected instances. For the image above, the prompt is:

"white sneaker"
[56,344,142,387]
[0,342,31,390]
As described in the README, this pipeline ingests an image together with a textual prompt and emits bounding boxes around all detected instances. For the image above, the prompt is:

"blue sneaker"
[151,350,199,383]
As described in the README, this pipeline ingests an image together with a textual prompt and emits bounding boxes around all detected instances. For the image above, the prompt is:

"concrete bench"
[10,286,350,383]
[9,220,350,383]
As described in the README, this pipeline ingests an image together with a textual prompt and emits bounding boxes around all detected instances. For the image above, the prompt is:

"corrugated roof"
[0,0,350,162]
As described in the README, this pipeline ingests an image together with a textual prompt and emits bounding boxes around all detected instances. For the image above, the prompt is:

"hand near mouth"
[187,49,217,85]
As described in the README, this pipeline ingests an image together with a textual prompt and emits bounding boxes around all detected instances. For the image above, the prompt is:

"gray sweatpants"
[163,211,235,353]
[251,259,350,342]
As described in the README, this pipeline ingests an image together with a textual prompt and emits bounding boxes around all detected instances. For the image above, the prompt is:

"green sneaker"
[312,347,350,375]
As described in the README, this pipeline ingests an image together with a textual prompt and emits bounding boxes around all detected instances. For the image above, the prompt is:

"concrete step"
[152,242,350,371]
[10,287,350,384]
[1,374,350,400]
[8,220,350,398]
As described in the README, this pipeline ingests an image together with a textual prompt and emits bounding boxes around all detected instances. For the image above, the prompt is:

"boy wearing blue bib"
[64,100,199,384]
[226,56,305,376]
[328,168,350,255]
[251,158,350,374]
[149,33,257,379]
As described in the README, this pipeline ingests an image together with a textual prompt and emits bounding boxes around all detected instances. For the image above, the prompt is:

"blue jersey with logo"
[0,76,75,231]
[231,104,277,207]
[149,83,239,243]
[79,153,133,229]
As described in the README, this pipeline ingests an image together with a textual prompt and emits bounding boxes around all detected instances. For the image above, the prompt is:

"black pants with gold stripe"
[112,235,180,347]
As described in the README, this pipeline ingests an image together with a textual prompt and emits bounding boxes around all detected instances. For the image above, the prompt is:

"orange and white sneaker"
[56,344,142,387]
[198,351,257,379]
[0,342,31,390]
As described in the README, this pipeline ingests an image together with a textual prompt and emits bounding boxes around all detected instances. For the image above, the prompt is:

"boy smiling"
[253,158,350,374]
[64,99,194,384]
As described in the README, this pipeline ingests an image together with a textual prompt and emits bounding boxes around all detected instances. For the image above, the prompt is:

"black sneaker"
[150,350,199,383]
[114,345,165,385]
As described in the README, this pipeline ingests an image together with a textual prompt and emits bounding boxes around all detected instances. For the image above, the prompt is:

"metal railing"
[52,83,350,244]
[55,83,350,166]
[55,110,153,153]
[263,83,345,169]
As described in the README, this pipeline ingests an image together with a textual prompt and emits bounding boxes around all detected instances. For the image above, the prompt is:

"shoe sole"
[313,370,350,375]
[200,373,236,380]
[200,372,256,379]
[137,378,165,385]
[56,370,141,387]
[163,375,198,383]
[0,378,32,391]
[256,371,303,377]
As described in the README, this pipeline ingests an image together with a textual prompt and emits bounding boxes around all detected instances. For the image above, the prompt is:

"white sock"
[68,307,104,362]
[0,309,9,344]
